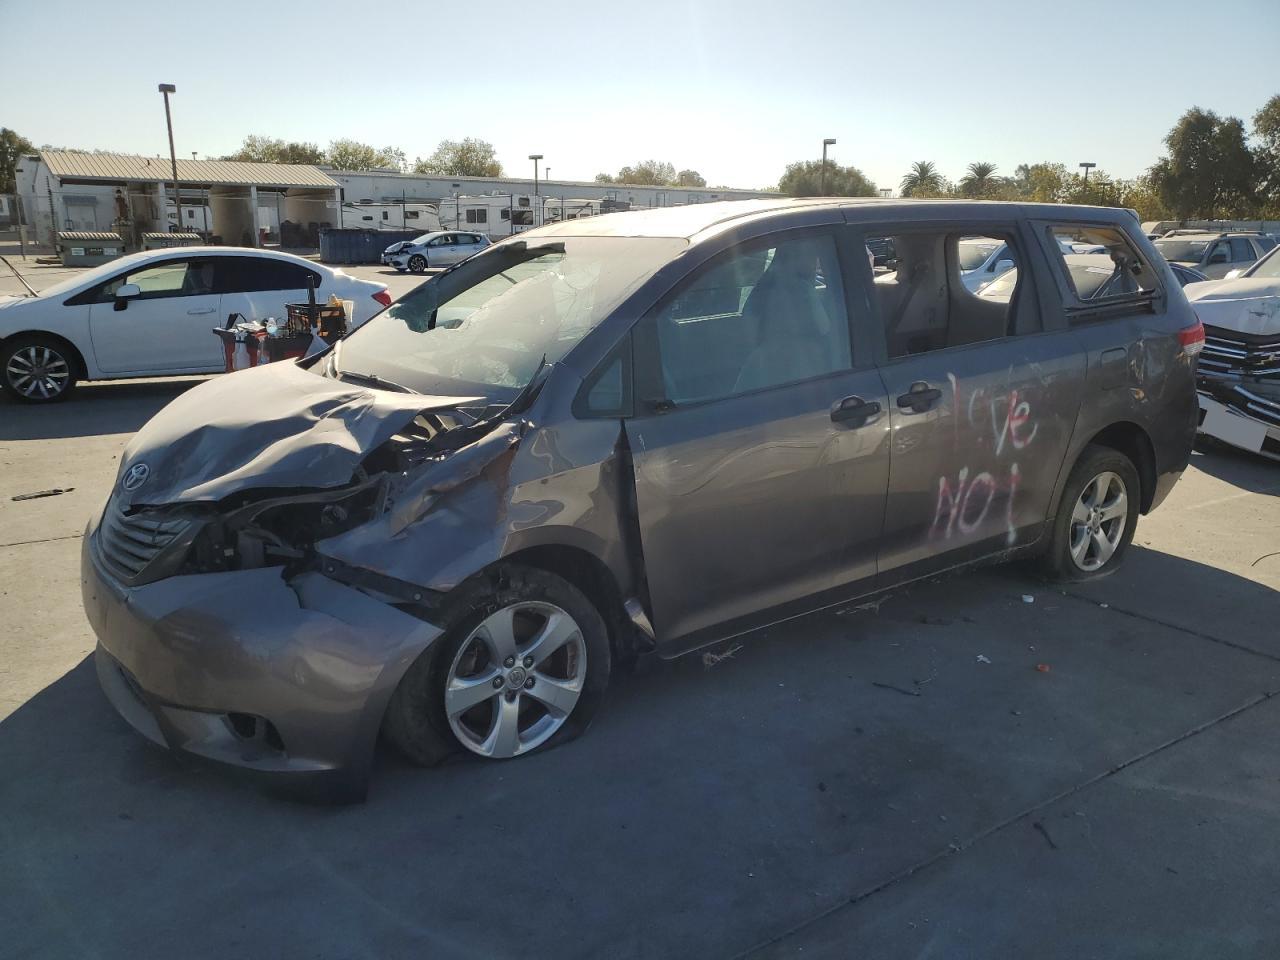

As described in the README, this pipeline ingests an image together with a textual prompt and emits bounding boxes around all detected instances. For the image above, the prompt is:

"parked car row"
[79,198,1202,799]
[1153,230,1277,279]
[1184,243,1280,462]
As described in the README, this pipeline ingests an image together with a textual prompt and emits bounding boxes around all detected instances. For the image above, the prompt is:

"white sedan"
[0,248,391,403]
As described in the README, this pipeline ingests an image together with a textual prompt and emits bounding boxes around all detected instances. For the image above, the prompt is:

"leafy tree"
[0,127,34,193]
[594,172,615,183]
[615,160,677,186]
[1010,162,1066,203]
[777,160,877,197]
[676,169,706,187]
[413,138,502,177]
[1117,176,1169,222]
[899,160,943,197]
[225,135,325,165]
[1148,108,1255,218]
[1252,94,1280,215]
[960,161,1000,198]
[325,139,406,172]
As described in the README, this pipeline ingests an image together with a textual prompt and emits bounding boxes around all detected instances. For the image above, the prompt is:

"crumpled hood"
[1185,278,1280,336]
[119,361,480,506]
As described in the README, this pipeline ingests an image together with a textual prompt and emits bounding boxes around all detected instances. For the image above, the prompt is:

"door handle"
[186,307,216,315]
[830,395,882,425]
[896,381,943,413]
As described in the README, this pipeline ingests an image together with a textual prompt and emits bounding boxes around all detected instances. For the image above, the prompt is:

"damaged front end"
[1191,289,1280,461]
[84,360,548,799]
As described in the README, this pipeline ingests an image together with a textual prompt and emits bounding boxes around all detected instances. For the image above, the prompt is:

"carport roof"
[41,151,338,189]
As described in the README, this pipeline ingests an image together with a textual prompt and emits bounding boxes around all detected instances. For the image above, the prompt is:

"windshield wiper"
[336,368,417,394]
[323,340,416,394]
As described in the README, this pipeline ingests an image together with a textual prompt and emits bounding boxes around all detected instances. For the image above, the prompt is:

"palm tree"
[960,161,999,197]
[900,160,943,197]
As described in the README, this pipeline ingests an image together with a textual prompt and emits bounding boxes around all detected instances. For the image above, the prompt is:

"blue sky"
[4,0,1278,190]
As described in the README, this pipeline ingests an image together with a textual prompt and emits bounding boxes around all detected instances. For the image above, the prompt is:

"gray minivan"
[82,199,1202,799]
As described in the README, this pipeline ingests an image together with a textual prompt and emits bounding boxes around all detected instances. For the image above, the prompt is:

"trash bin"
[142,232,203,251]
[56,231,125,266]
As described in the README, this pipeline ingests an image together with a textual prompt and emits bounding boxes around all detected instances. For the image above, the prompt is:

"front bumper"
[1197,391,1280,462]
[82,522,442,800]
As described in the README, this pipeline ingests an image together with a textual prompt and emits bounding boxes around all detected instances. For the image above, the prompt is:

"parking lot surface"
[2,271,1280,957]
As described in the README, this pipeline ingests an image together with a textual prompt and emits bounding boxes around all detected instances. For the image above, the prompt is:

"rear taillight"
[1179,316,1205,357]
[372,290,392,308]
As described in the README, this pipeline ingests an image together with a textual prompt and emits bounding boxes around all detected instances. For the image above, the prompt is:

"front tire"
[384,564,611,766]
[1039,444,1140,582]
[1,335,78,403]
[408,254,427,274]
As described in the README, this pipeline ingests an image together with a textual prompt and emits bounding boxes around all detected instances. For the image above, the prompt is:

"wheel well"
[502,545,632,659]
[1,330,87,380]
[1087,422,1156,513]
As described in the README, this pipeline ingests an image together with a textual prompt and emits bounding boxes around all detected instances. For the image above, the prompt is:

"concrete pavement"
[1,374,1279,958]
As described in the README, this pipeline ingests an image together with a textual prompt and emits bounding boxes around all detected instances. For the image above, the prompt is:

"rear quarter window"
[1042,224,1160,319]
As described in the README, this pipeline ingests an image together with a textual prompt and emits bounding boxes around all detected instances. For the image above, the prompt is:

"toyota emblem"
[121,462,150,493]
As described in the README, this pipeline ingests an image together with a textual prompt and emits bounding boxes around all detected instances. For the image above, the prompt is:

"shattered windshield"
[336,236,686,398]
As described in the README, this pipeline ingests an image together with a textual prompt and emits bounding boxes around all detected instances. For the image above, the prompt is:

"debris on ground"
[1021,594,1035,604]
[1033,820,1059,850]
[916,614,953,625]
[1036,663,1051,673]
[11,488,74,501]
[871,681,921,697]
[838,595,891,615]
[976,654,992,664]
[701,643,743,669]
[1099,602,1109,608]
[914,672,937,687]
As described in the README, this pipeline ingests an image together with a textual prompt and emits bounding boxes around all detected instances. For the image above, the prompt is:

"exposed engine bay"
[96,357,543,598]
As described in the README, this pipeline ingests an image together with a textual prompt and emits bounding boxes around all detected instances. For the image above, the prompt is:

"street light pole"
[158,84,179,232]
[529,154,543,196]
[1079,161,1096,183]
[821,138,836,195]
[529,154,543,227]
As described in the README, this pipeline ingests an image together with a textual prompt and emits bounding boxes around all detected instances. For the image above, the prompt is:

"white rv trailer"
[337,201,442,232]
[438,194,620,241]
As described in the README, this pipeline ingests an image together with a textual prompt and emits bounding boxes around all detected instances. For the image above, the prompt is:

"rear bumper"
[1197,391,1280,462]
[82,523,442,800]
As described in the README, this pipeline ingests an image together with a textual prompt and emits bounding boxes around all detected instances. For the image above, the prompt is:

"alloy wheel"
[444,601,587,759]
[6,345,71,400]
[1069,471,1128,572]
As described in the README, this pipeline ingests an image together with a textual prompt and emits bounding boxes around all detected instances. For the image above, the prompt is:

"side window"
[1045,224,1158,316]
[429,236,451,247]
[218,257,320,293]
[1257,236,1277,253]
[869,228,1029,360]
[1229,238,1255,261]
[650,233,852,405]
[99,259,215,301]
[1208,240,1230,264]
[576,342,631,418]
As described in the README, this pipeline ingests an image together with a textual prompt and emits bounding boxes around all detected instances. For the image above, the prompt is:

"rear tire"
[408,254,427,274]
[1,334,79,404]
[1039,444,1140,582]
[384,564,611,766]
